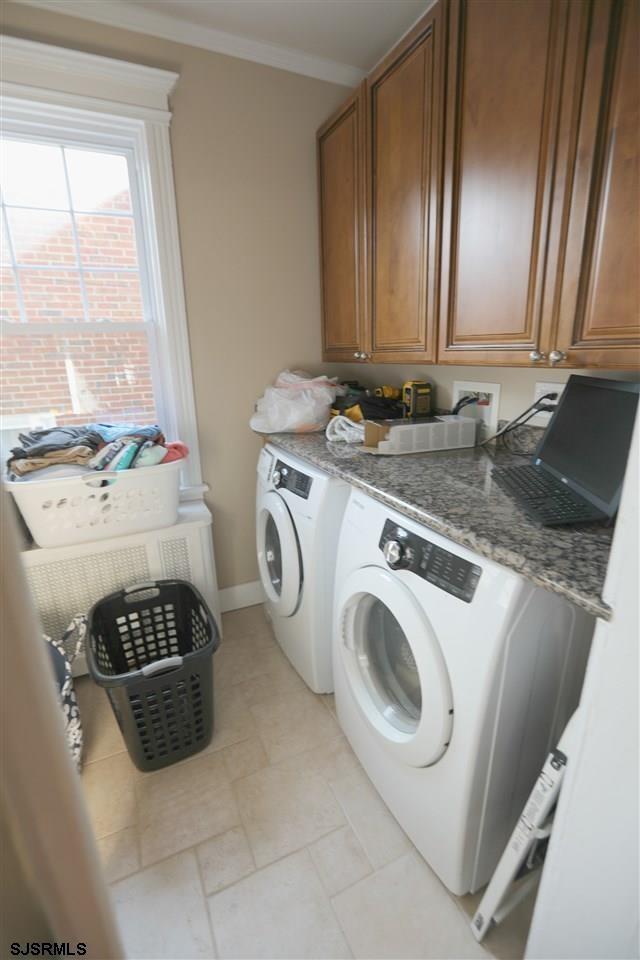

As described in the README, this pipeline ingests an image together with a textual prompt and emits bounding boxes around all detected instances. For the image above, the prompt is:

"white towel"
[325,416,365,443]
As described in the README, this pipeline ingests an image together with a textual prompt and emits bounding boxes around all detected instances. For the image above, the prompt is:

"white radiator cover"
[21,502,221,676]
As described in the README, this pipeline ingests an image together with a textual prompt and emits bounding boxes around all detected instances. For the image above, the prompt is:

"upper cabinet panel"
[438,0,568,365]
[317,0,638,370]
[318,86,366,362]
[368,3,444,363]
[554,0,640,368]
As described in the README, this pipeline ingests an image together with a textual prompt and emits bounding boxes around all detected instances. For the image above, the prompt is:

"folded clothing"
[8,445,96,477]
[87,422,164,445]
[10,422,164,462]
[11,426,103,461]
[161,441,189,463]
[134,443,168,468]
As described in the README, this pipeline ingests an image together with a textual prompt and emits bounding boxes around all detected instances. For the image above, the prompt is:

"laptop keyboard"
[492,465,604,526]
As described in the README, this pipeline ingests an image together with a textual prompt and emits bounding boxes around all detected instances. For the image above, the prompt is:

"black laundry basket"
[86,580,220,772]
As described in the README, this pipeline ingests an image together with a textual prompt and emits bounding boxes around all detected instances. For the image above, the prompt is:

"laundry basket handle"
[124,581,159,598]
[141,655,184,677]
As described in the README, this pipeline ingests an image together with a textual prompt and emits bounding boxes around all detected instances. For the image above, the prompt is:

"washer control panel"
[272,459,312,499]
[379,520,482,603]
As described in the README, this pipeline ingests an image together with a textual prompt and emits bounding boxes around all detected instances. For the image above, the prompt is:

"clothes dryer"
[333,488,593,894]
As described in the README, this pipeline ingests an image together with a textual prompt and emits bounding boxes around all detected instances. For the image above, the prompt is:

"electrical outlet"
[452,380,501,441]
[531,381,567,426]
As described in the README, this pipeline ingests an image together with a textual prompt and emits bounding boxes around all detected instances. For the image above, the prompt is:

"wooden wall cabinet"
[366,3,444,363]
[317,3,444,365]
[552,0,640,368]
[317,85,366,362]
[318,0,639,370]
[438,0,572,366]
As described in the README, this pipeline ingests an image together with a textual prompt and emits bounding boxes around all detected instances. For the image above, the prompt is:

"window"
[1,137,158,429]
[1,37,203,496]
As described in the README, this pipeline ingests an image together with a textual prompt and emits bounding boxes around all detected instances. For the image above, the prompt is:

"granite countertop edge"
[265,434,612,621]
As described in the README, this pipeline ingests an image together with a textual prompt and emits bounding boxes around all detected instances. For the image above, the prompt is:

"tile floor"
[77,604,535,960]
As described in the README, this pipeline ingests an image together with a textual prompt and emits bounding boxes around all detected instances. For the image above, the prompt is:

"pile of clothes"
[7,422,188,481]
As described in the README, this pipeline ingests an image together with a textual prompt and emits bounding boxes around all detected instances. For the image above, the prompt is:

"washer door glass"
[264,512,283,596]
[256,490,301,617]
[361,597,422,734]
[338,566,453,767]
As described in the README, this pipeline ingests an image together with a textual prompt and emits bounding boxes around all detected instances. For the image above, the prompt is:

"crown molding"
[10,0,363,87]
[0,34,178,112]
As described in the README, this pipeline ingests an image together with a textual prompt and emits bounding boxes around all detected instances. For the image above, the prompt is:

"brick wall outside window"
[1,187,158,427]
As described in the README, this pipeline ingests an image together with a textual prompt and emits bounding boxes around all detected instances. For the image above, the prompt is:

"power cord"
[501,406,556,455]
[452,395,480,416]
[480,393,559,447]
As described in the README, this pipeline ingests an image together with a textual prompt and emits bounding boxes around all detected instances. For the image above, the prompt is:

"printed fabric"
[43,616,87,772]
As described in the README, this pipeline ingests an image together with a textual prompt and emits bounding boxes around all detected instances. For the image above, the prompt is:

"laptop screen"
[536,377,639,513]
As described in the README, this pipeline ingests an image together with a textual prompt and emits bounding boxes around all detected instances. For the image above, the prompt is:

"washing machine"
[333,488,594,895]
[256,444,349,693]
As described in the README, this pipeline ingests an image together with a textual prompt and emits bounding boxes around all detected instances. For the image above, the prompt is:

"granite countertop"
[266,433,613,620]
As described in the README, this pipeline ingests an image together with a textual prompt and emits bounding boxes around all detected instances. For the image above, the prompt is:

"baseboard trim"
[219,580,265,613]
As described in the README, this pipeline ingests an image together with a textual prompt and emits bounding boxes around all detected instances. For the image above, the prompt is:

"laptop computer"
[492,376,639,526]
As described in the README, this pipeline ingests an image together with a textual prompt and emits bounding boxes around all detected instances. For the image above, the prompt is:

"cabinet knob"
[549,349,566,366]
[529,350,546,362]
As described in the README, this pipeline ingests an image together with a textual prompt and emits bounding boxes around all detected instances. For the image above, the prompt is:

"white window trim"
[0,36,205,500]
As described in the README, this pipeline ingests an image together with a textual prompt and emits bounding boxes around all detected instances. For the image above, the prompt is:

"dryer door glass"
[338,566,453,767]
[362,598,421,733]
[264,513,282,596]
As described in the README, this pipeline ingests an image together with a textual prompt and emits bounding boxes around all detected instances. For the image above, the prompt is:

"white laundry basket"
[6,460,182,548]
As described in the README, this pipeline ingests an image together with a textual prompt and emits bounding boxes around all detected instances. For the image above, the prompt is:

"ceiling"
[16,0,433,85]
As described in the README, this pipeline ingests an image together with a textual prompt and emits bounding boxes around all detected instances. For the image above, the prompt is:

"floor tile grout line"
[228,773,358,883]
[193,844,220,959]
[298,845,355,960]
[82,747,127,767]
[307,824,374,900]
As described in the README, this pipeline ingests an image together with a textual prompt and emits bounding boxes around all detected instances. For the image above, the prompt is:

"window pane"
[85,271,144,322]
[1,216,11,265]
[7,208,77,266]
[76,212,139,268]
[0,140,69,209]
[65,148,131,212]
[1,330,157,426]
[20,269,85,323]
[1,268,22,322]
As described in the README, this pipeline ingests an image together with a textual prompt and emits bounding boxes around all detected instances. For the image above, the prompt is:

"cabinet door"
[553,0,640,369]
[318,86,366,362]
[438,0,571,366]
[367,2,444,364]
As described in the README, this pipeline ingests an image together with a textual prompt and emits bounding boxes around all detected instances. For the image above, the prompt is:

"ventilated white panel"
[160,537,192,581]
[27,545,150,657]
[22,504,221,673]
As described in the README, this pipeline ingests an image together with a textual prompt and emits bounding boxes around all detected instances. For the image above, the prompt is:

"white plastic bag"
[250,370,342,434]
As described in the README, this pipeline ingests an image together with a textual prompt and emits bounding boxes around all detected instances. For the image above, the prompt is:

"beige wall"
[1,2,349,589]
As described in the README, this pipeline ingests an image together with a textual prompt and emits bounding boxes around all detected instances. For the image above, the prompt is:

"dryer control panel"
[273,459,312,499]
[379,520,482,603]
